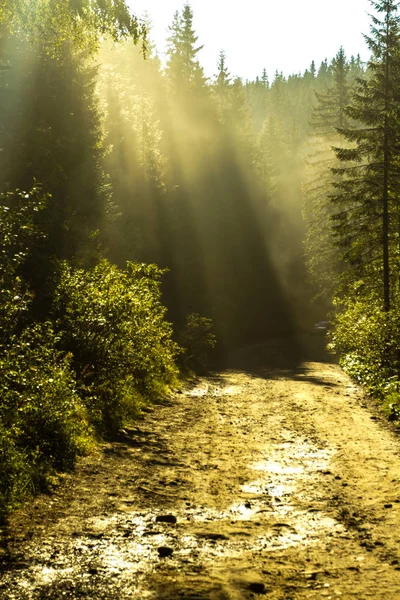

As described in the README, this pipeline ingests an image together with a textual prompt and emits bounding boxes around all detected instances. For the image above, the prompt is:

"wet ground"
[2,337,400,598]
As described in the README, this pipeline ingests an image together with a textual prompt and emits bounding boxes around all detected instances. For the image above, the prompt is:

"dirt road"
[2,337,400,599]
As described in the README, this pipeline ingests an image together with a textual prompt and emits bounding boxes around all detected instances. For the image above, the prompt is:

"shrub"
[0,186,47,342]
[0,187,92,518]
[177,313,217,373]
[0,188,181,516]
[0,322,90,517]
[53,259,180,432]
[330,291,400,417]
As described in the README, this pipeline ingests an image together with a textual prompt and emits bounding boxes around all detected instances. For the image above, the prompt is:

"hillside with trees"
[2,0,400,521]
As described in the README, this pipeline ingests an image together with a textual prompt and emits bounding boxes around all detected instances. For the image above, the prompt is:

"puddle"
[186,386,209,397]
[187,383,242,399]
[1,432,344,598]
[240,434,342,547]
[220,386,242,396]
[252,461,304,475]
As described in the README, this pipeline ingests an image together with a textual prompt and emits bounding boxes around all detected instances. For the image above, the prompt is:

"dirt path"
[2,338,400,599]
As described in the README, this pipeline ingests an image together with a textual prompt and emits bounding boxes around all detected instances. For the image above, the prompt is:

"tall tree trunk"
[383,12,391,312]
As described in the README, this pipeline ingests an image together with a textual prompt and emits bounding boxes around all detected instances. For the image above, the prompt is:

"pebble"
[157,546,173,558]
[249,582,266,594]
[156,514,177,524]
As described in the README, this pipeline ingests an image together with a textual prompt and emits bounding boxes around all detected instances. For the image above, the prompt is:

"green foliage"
[302,48,352,302]
[0,323,89,518]
[330,291,400,412]
[53,259,180,432]
[330,0,400,308]
[166,5,206,97]
[178,313,217,373]
[0,187,48,341]
[0,186,91,518]
[0,35,111,273]
[1,0,145,57]
[0,184,180,516]
[0,187,47,272]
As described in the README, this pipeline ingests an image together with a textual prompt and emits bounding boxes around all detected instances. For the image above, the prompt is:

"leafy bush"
[0,188,181,517]
[0,187,92,518]
[0,323,90,518]
[177,313,217,373]
[0,187,47,342]
[53,259,180,432]
[330,291,400,418]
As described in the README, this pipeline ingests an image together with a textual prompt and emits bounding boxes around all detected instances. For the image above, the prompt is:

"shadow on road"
[225,332,337,386]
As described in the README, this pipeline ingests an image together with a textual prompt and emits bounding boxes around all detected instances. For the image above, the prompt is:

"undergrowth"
[329,291,400,422]
[0,188,184,519]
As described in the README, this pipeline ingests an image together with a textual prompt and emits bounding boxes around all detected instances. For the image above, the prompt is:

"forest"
[0,0,399,519]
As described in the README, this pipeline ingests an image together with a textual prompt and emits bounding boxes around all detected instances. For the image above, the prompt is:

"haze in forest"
[3,0,400,518]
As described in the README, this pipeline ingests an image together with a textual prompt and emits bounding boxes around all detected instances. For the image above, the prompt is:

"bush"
[0,188,181,515]
[53,259,180,432]
[0,187,47,342]
[0,187,92,518]
[330,291,400,418]
[177,313,217,373]
[0,323,90,517]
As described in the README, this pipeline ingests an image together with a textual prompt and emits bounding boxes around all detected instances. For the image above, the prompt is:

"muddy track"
[2,338,400,599]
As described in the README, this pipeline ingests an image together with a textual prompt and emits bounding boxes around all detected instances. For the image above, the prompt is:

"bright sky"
[127,0,372,81]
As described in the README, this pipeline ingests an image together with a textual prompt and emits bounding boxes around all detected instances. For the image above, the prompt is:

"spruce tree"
[261,68,269,88]
[331,0,400,310]
[166,5,206,99]
[303,47,351,300]
[215,50,231,89]
[246,68,269,132]
[97,37,167,267]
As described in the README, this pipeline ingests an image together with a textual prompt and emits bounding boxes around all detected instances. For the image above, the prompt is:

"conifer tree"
[246,68,269,131]
[166,4,206,99]
[303,48,352,299]
[0,28,113,321]
[215,50,231,89]
[97,37,167,267]
[303,48,352,300]
[349,53,365,81]
[316,59,331,90]
[331,0,400,310]
[261,68,269,89]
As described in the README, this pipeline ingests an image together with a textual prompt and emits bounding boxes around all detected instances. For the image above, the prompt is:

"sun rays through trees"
[4,0,400,517]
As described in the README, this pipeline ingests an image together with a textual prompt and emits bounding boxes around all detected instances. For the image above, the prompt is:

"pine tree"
[212,50,232,125]
[97,37,167,267]
[166,4,206,99]
[215,50,231,89]
[0,26,113,322]
[349,53,365,82]
[316,58,331,90]
[303,48,352,300]
[261,68,269,89]
[246,68,269,132]
[331,0,400,310]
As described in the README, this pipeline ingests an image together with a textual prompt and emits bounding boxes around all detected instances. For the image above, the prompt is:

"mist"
[0,3,365,358]
[93,6,360,357]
